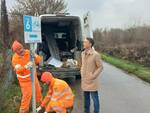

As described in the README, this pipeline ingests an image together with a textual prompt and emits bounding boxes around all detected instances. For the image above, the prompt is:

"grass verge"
[0,81,21,113]
[101,53,150,83]
[0,54,2,62]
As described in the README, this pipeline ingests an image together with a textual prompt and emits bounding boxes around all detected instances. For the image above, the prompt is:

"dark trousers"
[84,91,100,113]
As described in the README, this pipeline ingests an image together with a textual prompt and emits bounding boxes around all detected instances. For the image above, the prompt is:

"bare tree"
[0,0,13,110]
[9,0,67,42]
[1,0,10,49]
[11,0,68,16]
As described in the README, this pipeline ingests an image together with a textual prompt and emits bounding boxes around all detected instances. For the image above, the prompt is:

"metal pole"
[30,43,36,113]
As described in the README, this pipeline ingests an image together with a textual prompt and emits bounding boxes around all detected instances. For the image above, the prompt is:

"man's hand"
[24,61,33,70]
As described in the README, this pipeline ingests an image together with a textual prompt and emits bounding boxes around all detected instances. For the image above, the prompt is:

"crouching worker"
[37,72,74,113]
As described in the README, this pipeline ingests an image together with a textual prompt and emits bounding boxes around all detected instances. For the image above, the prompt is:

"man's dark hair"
[86,37,94,47]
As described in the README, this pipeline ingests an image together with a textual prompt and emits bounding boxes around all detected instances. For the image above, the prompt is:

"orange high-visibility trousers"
[12,50,43,113]
[19,78,42,113]
[46,100,73,113]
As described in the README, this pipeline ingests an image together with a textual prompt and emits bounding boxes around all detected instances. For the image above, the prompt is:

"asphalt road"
[71,62,150,113]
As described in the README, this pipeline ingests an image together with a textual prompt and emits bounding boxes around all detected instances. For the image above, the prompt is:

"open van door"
[83,12,93,39]
[37,14,82,79]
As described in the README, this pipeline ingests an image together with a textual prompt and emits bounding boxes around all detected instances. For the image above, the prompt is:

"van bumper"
[38,66,80,79]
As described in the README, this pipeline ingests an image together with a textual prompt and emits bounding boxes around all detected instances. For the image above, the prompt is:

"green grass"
[102,53,150,83]
[0,54,2,62]
[0,82,21,113]
[1,80,77,113]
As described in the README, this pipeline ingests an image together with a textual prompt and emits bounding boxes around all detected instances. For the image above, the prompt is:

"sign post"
[23,15,42,113]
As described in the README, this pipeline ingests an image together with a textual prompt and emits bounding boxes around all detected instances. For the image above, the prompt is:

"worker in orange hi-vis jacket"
[36,72,74,113]
[11,40,42,113]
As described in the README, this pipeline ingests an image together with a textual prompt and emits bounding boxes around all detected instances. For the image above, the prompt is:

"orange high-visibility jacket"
[12,49,41,82]
[41,78,74,112]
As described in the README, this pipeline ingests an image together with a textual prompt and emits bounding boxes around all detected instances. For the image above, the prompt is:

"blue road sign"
[23,15,42,43]
[23,16,32,32]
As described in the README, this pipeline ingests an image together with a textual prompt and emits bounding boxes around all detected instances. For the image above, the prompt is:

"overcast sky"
[6,0,150,29]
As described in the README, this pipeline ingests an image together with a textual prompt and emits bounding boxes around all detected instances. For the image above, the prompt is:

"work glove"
[24,61,33,70]
[36,106,45,113]
[36,106,42,112]
[14,64,21,71]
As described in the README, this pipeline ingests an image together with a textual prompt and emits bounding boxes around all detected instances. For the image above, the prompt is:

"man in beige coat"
[81,38,103,113]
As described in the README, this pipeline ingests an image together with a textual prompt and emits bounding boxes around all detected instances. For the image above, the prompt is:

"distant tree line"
[93,26,150,66]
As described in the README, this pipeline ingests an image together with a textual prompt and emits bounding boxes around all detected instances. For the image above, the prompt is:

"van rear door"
[83,12,93,39]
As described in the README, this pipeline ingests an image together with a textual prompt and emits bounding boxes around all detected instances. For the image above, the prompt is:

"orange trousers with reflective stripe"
[19,78,42,113]
[46,100,73,113]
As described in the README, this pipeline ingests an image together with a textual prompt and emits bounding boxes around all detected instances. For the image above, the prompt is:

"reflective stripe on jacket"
[12,49,41,82]
[41,79,74,111]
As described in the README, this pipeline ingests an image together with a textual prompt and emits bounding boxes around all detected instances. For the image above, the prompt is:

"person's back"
[51,78,74,108]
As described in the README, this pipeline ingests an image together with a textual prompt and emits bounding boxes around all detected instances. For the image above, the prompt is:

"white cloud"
[6,0,15,9]
[66,0,150,29]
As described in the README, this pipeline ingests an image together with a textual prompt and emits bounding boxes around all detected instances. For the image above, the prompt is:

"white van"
[37,13,92,78]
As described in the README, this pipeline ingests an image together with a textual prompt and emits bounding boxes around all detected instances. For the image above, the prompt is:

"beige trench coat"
[80,49,103,91]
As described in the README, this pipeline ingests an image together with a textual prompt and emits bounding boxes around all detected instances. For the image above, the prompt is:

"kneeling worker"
[37,72,74,113]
